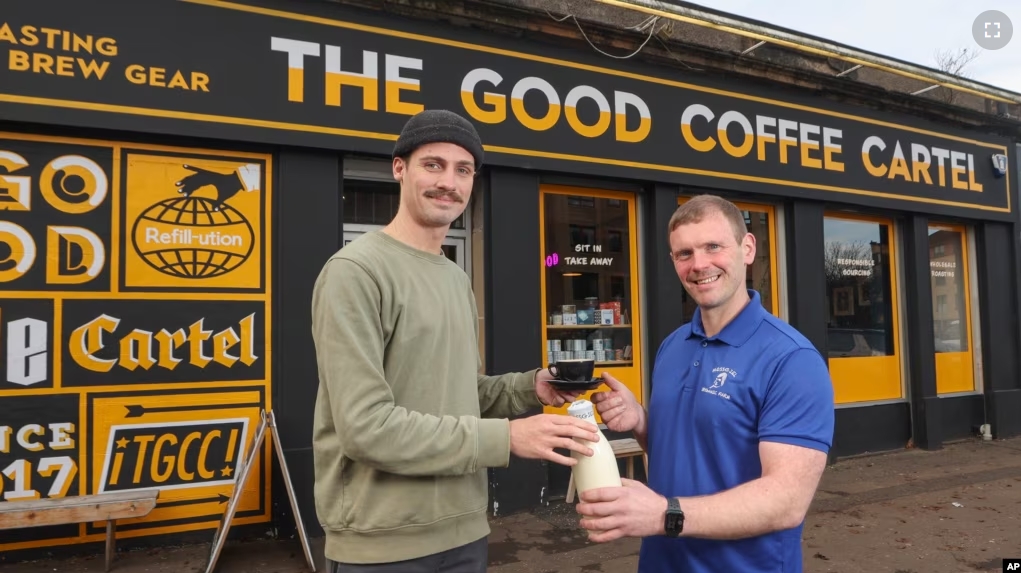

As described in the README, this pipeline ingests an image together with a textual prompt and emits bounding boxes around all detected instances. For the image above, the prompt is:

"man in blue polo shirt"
[576,194,834,573]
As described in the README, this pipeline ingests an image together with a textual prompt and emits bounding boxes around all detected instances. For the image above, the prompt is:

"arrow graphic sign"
[125,402,261,418]
[158,494,230,508]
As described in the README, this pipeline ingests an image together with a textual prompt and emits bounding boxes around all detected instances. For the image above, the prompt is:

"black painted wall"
[644,184,687,360]
[940,395,986,442]
[272,150,342,538]
[783,201,828,356]
[482,168,548,515]
[832,403,913,457]
[976,222,1021,439]
[902,214,941,450]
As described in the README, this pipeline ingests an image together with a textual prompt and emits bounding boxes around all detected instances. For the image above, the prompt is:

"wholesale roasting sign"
[0,0,1013,216]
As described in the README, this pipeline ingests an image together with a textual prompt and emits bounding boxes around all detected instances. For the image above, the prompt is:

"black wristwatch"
[664,497,684,537]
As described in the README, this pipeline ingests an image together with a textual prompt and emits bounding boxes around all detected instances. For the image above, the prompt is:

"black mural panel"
[0,394,81,544]
[61,299,266,387]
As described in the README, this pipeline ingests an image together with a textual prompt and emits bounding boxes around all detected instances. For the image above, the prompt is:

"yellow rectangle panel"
[935,351,976,394]
[829,355,902,404]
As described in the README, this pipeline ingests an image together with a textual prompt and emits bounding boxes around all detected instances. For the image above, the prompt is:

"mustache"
[424,189,462,203]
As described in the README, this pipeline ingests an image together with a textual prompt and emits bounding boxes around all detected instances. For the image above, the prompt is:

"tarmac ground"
[2,436,1020,572]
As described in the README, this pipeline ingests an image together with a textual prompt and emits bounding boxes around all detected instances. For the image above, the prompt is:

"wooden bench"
[566,437,649,503]
[0,489,159,571]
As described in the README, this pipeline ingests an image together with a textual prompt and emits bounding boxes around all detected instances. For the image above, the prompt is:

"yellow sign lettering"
[39,154,108,214]
[69,314,260,373]
[45,225,105,284]
[0,221,36,283]
[460,67,651,142]
[682,103,844,171]
[69,314,119,373]
[270,37,423,115]
[124,64,209,91]
[0,150,31,211]
[861,137,982,191]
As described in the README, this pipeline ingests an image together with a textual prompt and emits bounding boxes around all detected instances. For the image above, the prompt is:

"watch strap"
[664,497,684,537]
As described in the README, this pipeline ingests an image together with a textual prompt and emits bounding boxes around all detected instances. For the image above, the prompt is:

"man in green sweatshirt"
[311,109,601,572]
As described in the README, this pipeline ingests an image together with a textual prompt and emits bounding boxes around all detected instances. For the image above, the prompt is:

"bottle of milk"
[567,400,622,494]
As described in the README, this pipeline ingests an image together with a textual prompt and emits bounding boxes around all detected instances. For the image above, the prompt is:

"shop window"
[676,198,779,319]
[929,224,975,394]
[540,186,644,410]
[824,214,902,404]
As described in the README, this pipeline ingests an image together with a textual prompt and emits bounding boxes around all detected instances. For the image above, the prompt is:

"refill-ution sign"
[0,132,273,552]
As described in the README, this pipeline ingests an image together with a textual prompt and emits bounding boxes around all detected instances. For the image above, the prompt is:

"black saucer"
[547,377,605,391]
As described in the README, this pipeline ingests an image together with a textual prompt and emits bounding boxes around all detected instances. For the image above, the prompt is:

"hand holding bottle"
[509,414,599,466]
[590,372,645,434]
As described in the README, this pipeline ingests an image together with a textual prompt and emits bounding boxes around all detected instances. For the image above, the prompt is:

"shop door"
[677,197,781,320]
[539,185,644,412]
[928,224,976,395]
[343,227,467,273]
[823,213,903,404]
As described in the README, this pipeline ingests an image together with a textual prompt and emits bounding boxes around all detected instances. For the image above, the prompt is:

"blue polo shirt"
[639,290,834,573]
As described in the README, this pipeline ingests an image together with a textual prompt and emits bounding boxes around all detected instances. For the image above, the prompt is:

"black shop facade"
[0,0,1018,557]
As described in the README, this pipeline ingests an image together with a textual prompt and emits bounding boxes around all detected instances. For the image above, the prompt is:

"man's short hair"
[668,194,748,244]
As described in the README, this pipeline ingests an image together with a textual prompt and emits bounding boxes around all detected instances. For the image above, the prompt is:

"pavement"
[3,435,1021,572]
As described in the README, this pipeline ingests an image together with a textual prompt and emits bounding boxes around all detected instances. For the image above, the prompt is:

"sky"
[685,0,1021,94]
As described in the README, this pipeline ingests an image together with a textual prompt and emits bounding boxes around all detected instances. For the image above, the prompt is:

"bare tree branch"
[932,47,981,103]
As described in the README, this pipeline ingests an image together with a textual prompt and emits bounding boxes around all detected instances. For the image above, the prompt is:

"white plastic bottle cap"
[567,399,596,423]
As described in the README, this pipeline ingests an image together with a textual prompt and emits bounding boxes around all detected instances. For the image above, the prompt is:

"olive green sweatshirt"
[310,230,541,564]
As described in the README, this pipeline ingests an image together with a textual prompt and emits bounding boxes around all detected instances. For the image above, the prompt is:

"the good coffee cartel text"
[0,0,1011,215]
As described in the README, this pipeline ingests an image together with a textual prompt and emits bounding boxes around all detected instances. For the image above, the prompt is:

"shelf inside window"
[546,324,631,330]
[596,360,633,366]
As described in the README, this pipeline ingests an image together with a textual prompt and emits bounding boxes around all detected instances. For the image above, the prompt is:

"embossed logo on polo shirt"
[702,366,737,400]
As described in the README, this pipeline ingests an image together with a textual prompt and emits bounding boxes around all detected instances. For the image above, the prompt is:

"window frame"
[675,195,783,319]
[928,221,980,396]
[823,211,905,407]
[538,184,645,409]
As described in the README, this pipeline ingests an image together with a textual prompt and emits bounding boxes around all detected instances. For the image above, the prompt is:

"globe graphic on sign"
[131,195,255,279]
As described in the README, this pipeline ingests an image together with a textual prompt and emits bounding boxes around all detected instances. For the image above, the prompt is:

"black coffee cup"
[547,359,594,382]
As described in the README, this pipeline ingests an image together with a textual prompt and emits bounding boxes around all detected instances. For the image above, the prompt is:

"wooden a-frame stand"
[204,409,316,573]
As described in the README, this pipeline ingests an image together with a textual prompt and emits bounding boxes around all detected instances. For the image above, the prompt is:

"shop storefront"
[1,0,1018,558]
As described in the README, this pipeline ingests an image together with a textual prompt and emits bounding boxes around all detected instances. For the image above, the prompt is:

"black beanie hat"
[392,109,484,169]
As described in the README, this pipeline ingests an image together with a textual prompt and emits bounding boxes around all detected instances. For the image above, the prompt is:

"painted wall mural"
[0,132,272,551]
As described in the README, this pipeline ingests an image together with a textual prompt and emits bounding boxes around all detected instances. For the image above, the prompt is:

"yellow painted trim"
[0,98,1009,213]
[489,145,1011,213]
[0,130,277,159]
[538,185,645,412]
[52,300,62,389]
[928,222,976,394]
[825,212,903,404]
[675,196,781,317]
[592,0,1016,105]
[110,149,122,294]
[1,291,268,300]
[0,379,271,397]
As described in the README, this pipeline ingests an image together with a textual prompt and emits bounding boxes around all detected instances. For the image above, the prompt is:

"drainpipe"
[592,0,1021,105]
